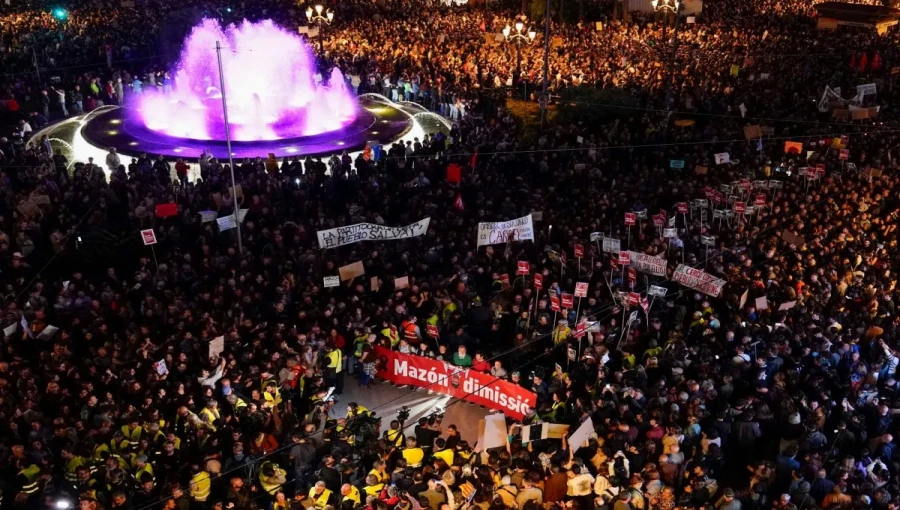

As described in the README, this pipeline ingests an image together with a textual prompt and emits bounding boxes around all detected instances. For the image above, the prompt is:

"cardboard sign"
[618,251,631,265]
[574,244,584,258]
[648,285,668,298]
[550,296,561,312]
[778,301,797,311]
[755,296,769,310]
[677,202,688,214]
[208,336,225,359]
[574,282,588,298]
[561,293,574,309]
[670,160,685,169]
[427,324,439,338]
[734,202,746,214]
[338,261,366,281]
[323,276,340,288]
[140,229,157,245]
[624,212,636,226]
[394,276,410,290]
[534,273,543,289]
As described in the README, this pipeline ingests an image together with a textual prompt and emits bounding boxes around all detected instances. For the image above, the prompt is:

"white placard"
[648,285,668,298]
[208,336,225,359]
[714,152,730,165]
[318,218,431,249]
[37,325,59,340]
[857,83,877,95]
[140,229,157,245]
[482,413,508,450]
[2,323,16,337]
[217,215,236,231]
[602,237,621,253]
[568,417,594,453]
[323,276,340,288]
[663,228,677,238]
[476,215,534,247]
[199,211,218,223]
[778,301,797,311]
[755,296,768,310]
[590,232,603,242]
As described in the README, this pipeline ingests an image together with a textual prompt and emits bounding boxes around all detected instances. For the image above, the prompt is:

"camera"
[397,405,411,424]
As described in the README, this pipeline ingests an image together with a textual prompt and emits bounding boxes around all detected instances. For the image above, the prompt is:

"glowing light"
[52,8,67,20]
[285,147,298,153]
[336,141,345,145]
[109,119,122,125]
[135,19,358,142]
[107,130,119,135]
[371,131,379,135]
[128,141,139,146]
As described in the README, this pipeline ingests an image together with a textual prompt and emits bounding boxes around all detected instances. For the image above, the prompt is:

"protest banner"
[375,347,536,420]
[318,218,431,249]
[476,215,534,247]
[627,251,666,276]
[672,264,726,297]
[323,276,340,288]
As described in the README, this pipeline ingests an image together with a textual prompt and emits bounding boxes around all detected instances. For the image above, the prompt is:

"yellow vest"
[342,486,361,505]
[368,468,389,485]
[327,350,343,372]
[19,465,41,494]
[308,488,333,508]
[386,429,403,447]
[433,449,454,466]
[381,327,399,347]
[199,407,220,431]
[402,447,424,467]
[190,471,211,501]
[135,463,155,484]
[553,326,570,345]
[364,483,385,497]
[259,463,286,495]
[121,425,143,446]
[65,456,85,482]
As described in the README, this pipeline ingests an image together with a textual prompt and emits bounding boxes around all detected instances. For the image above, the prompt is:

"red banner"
[374,347,535,420]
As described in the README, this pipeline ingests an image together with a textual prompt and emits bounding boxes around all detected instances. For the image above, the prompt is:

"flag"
[20,315,32,338]
[470,151,478,170]
[850,53,856,69]
[453,194,465,211]
[714,153,730,165]
[873,51,882,71]
[155,203,178,218]
[447,163,462,183]
[739,103,747,118]
[756,137,763,152]
[859,53,868,72]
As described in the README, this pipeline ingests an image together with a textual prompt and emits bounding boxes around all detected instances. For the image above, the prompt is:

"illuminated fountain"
[136,18,358,141]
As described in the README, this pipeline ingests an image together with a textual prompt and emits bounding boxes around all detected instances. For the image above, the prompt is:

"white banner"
[672,264,726,297]
[476,214,534,247]
[318,218,431,249]
[628,251,667,276]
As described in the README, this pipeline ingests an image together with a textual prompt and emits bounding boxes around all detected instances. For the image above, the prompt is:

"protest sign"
[627,292,641,306]
[627,251,666,276]
[839,149,849,161]
[561,293,574,309]
[323,276,340,288]
[784,141,803,154]
[624,212,636,226]
[714,153,730,165]
[574,244,584,258]
[672,265,726,297]
[670,160,685,169]
[155,203,178,218]
[517,261,530,275]
[648,285,668,298]
[199,211,217,223]
[476,215,534,247]
[208,336,225,359]
[534,273,543,289]
[755,296,769,310]
[217,215,236,231]
[663,228,677,238]
[739,288,749,309]
[140,229,157,245]
[778,301,797,311]
[677,202,688,214]
[338,261,366,281]
[618,251,631,265]
[590,232,603,242]
[568,417,594,453]
[550,296,560,312]
[574,282,588,298]
[318,218,431,249]
[602,238,621,253]
[427,324,439,338]
[394,276,410,290]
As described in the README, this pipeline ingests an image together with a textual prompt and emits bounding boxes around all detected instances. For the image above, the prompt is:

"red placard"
[704,187,714,198]
[755,193,766,206]
[573,321,587,339]
[446,163,462,183]
[740,179,751,190]
[574,244,584,258]
[625,212,636,226]
[550,296,561,312]
[659,209,668,220]
[839,149,849,161]
[155,203,178,218]
[427,324,439,338]
[500,274,510,286]
[618,251,631,265]
[734,202,746,214]
[627,292,641,306]
[574,282,588,298]
[375,347,536,420]
[533,273,543,289]
[714,191,724,203]
[561,293,574,309]
[815,166,825,176]
[140,229,157,245]
[517,261,530,275]
[627,268,636,281]
[653,215,664,227]
[610,257,618,270]
[677,202,688,214]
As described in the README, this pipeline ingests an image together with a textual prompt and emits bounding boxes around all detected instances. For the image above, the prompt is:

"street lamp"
[305,4,334,54]
[651,0,680,38]
[502,17,536,85]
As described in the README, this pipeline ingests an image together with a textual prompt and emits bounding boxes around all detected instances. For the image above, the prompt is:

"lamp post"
[306,4,334,54]
[651,0,679,39]
[655,0,681,137]
[502,18,536,97]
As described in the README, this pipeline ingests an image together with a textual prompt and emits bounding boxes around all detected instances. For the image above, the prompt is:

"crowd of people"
[2,0,900,509]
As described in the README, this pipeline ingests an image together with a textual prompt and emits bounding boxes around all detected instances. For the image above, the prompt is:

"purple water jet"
[135,18,358,142]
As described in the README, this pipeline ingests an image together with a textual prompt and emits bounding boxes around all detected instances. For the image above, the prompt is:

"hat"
[12,252,23,259]
[723,488,735,497]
